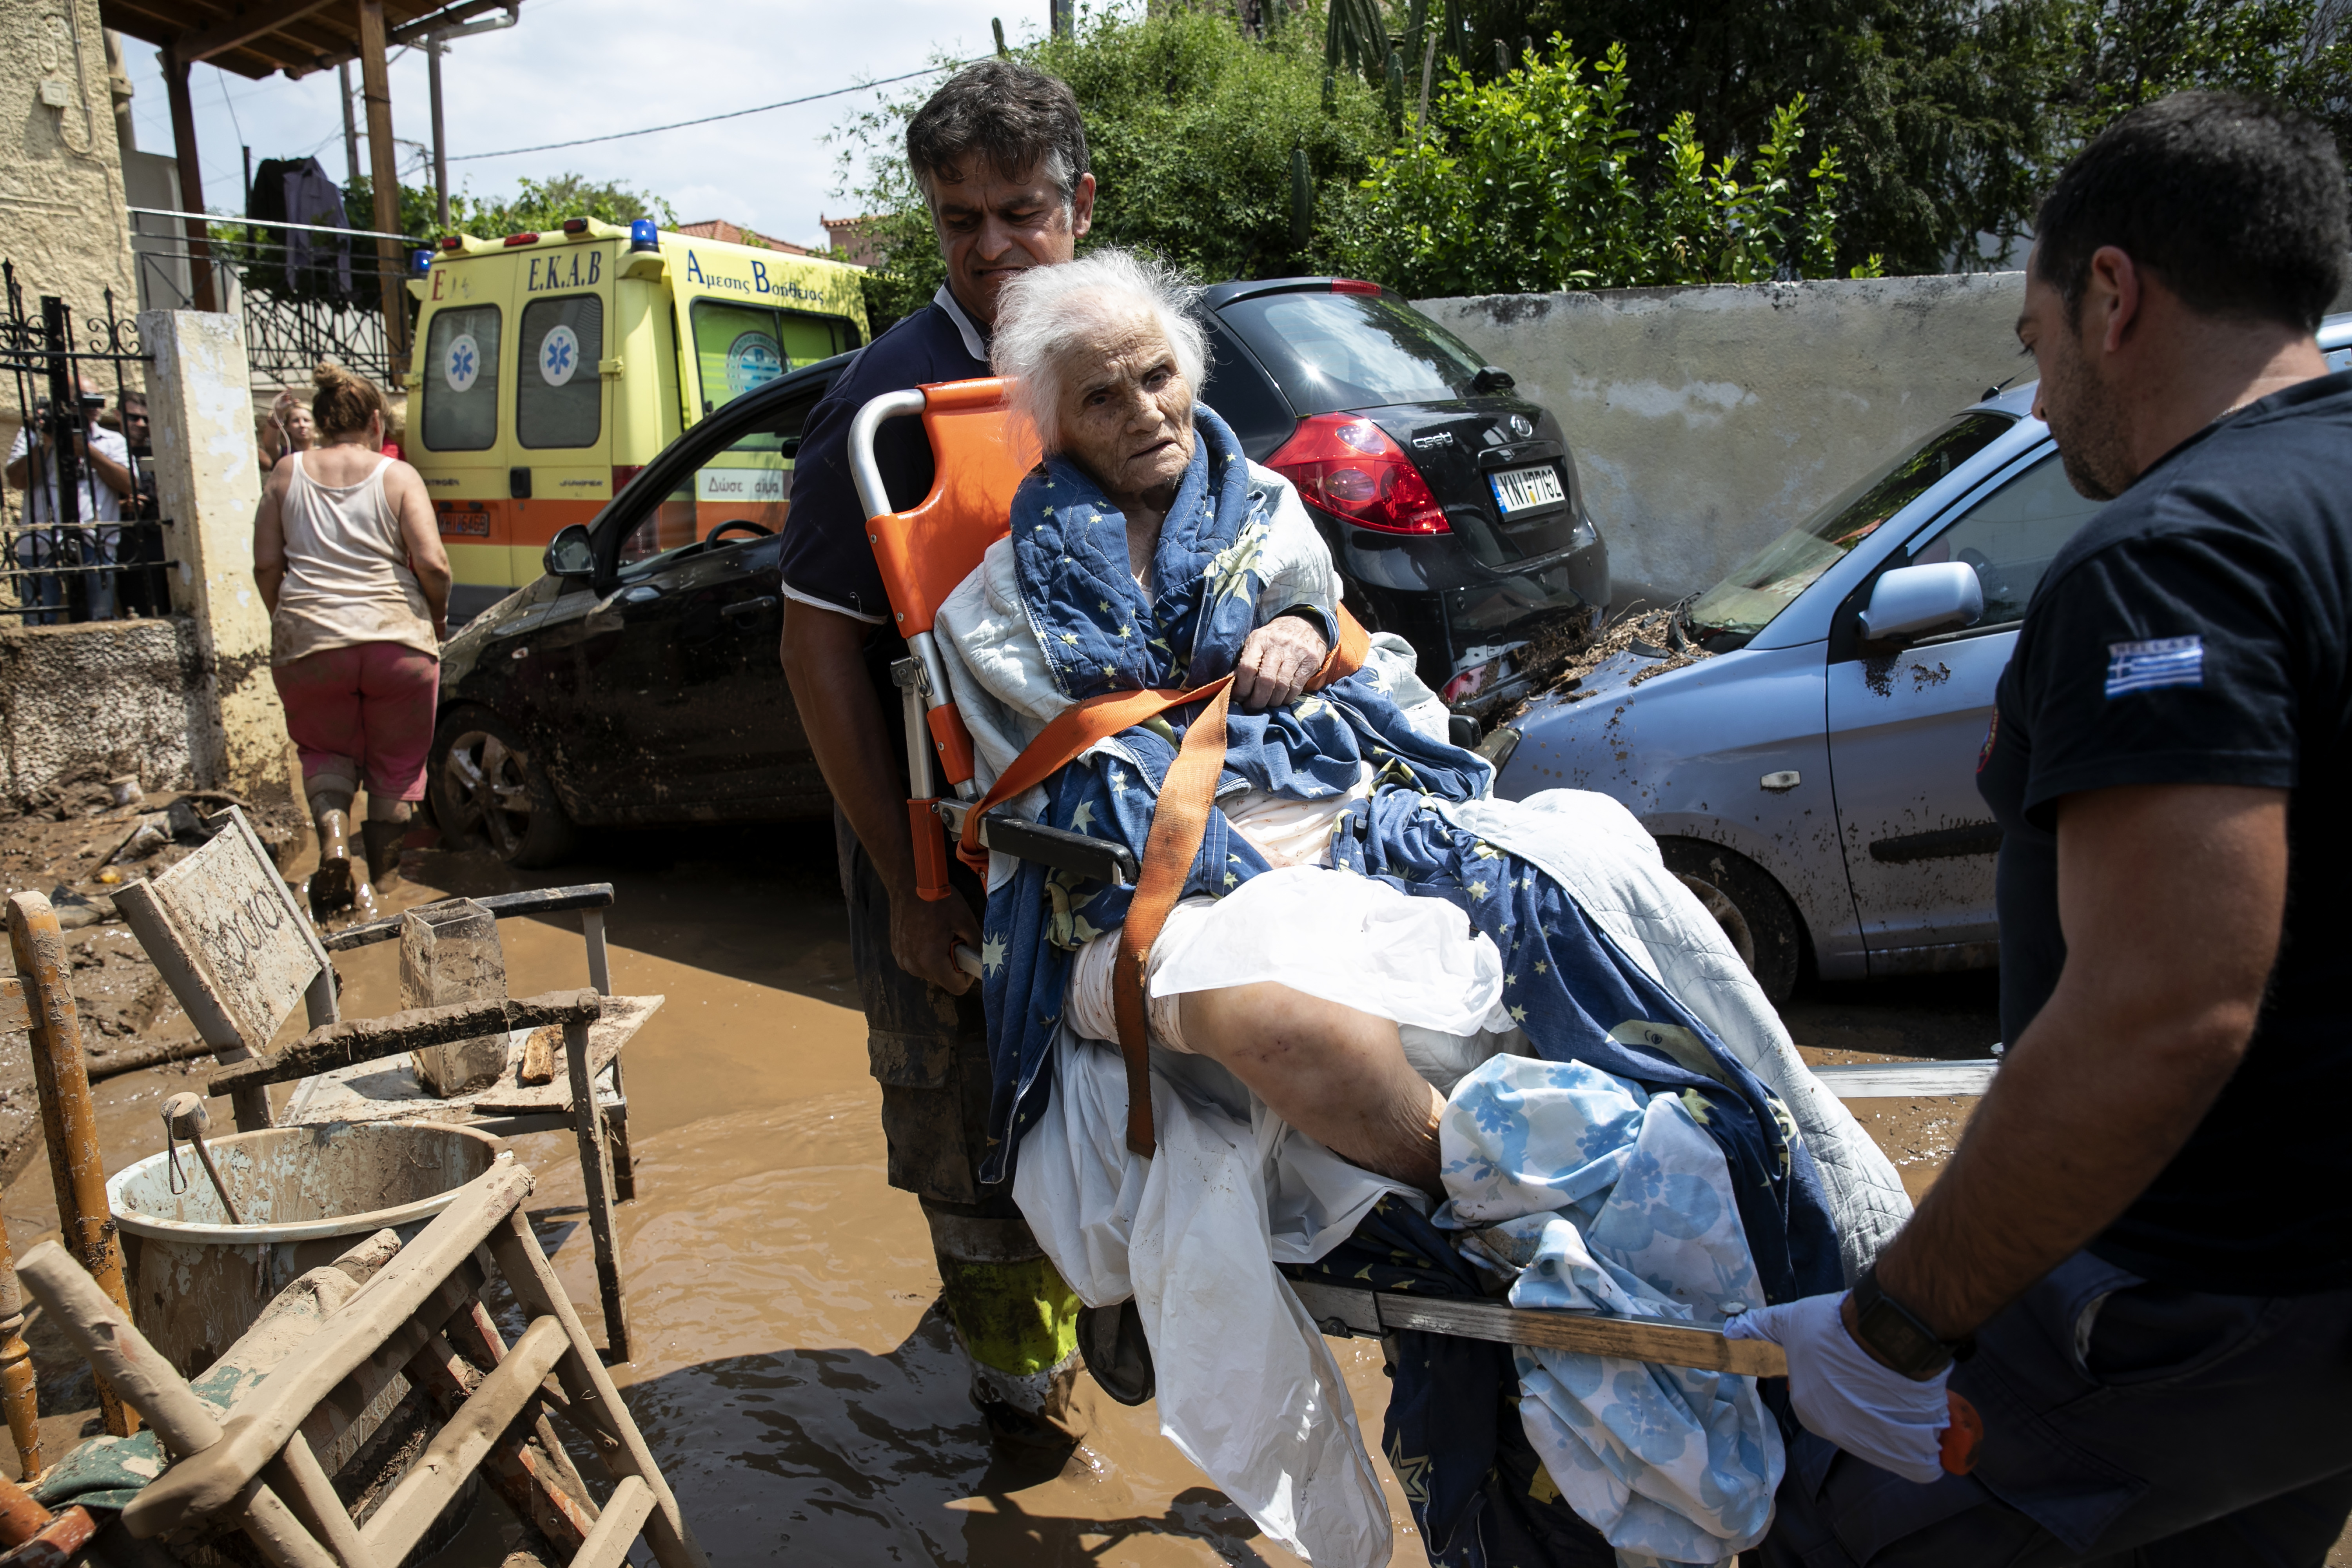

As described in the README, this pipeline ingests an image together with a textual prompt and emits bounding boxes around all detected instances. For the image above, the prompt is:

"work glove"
[1727,1293,1967,1485]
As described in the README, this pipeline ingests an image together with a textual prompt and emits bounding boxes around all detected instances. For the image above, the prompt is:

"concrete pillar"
[138,309,293,801]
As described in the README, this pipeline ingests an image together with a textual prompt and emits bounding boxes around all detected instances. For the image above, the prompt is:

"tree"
[835,11,1393,330]
[2046,0,2352,150]
[340,172,677,241]
[1324,39,1881,294]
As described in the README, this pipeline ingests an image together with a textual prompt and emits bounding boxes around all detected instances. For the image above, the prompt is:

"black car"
[1199,278,1608,705]
[431,283,1609,864]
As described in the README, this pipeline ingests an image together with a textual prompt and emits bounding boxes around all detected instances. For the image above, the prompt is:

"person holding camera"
[5,376,131,623]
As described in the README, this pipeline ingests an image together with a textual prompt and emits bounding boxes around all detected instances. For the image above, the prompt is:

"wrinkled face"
[927,158,1096,327]
[1055,314,1195,505]
[2019,249,2133,501]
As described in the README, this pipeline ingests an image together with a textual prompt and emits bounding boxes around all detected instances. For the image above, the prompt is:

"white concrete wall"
[1419,268,2352,606]
[1417,274,2031,605]
[0,617,198,802]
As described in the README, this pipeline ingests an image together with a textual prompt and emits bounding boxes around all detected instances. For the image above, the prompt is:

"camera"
[32,392,106,440]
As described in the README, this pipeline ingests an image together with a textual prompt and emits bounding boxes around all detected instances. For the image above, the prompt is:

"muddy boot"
[360,820,406,893]
[933,1252,1088,1452]
[309,809,355,917]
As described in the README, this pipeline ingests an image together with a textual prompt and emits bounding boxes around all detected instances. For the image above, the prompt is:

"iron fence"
[0,263,168,624]
[127,207,421,389]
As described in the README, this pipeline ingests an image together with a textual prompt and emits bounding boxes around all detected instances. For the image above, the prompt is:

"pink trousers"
[272,642,439,802]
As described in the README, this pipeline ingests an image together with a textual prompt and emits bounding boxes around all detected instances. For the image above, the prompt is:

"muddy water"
[3,829,1424,1564]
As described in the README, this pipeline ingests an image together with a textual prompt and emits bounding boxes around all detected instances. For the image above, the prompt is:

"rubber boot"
[931,1251,1087,1454]
[310,809,355,917]
[359,820,405,893]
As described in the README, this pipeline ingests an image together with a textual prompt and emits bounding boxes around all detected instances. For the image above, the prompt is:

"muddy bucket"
[107,1121,508,1377]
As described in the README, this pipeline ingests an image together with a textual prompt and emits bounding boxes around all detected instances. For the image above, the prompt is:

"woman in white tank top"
[252,365,452,917]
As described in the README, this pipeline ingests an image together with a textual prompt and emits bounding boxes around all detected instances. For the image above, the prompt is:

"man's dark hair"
[906,60,1089,205]
[2035,92,2349,333]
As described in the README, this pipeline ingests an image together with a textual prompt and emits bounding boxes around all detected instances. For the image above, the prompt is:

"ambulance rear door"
[414,258,513,620]
[508,240,619,584]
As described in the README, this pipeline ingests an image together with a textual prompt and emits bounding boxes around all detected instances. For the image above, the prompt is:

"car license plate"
[438,508,491,537]
[1489,464,1565,515]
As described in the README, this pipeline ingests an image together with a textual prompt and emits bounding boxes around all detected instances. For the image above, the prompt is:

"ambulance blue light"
[410,249,432,275]
[629,220,659,252]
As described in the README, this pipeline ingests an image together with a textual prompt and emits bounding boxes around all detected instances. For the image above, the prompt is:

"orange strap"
[957,608,1370,1157]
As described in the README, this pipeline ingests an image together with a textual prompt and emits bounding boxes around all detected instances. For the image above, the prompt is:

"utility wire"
[445,59,982,162]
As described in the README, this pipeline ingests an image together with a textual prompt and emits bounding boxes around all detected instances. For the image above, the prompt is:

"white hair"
[990,249,1210,454]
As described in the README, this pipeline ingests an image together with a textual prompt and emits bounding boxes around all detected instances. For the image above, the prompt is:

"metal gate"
[0,263,166,624]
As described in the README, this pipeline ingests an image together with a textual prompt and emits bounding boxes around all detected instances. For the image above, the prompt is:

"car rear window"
[1217,290,1487,414]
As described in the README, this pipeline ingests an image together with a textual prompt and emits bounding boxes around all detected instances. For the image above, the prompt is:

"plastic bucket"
[107,1120,507,1376]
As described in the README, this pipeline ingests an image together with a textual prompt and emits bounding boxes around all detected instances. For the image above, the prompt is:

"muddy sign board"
[114,808,328,1057]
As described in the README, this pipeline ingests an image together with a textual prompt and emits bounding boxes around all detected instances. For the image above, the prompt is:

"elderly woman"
[928,252,1909,1567]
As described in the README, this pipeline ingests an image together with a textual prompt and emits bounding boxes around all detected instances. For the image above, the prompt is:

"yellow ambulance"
[406,216,870,619]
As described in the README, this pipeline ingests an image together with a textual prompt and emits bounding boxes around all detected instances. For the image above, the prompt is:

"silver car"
[1486,316,2352,1000]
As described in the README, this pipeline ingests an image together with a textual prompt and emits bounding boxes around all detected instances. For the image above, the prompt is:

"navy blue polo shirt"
[1976,368,2352,1293]
[779,286,991,626]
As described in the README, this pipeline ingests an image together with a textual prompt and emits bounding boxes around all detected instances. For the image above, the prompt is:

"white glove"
[1727,1292,1953,1484]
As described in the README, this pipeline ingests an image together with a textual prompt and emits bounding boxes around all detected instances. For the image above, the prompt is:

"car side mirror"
[543,523,594,581]
[1857,562,1984,644]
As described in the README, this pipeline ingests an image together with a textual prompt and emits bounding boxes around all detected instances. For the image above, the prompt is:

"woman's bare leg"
[1177,982,1445,1194]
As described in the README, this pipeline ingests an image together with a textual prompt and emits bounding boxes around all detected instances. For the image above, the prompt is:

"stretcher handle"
[953,943,983,979]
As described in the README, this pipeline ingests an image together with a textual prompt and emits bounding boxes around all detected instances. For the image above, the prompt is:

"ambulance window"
[778,310,857,365]
[421,306,500,452]
[691,302,788,414]
[615,385,821,570]
[518,295,604,448]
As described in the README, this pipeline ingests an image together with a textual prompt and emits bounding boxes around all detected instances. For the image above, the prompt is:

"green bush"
[1323,38,1884,296]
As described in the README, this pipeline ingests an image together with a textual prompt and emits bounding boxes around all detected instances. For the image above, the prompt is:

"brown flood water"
[3,826,1426,1566]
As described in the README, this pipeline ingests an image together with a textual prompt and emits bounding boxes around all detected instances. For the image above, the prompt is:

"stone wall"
[0,616,198,803]
[0,0,138,328]
[1416,274,2031,604]
[1419,267,2352,606]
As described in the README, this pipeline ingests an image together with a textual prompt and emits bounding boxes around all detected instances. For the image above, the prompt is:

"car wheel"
[429,708,578,868]
[1654,837,1804,1004]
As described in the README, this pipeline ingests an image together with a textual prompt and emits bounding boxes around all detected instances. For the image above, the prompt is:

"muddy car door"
[1824,449,2105,971]
[544,377,830,819]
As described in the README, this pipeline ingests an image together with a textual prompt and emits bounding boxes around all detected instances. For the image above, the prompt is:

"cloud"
[118,0,1009,249]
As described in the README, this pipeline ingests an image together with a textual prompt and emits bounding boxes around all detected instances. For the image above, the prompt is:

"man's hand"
[891,884,983,995]
[1727,1295,1952,1483]
[1234,615,1329,711]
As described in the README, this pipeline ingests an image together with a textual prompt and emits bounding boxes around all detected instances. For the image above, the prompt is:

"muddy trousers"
[835,810,1083,1430]
[1760,1251,2352,1566]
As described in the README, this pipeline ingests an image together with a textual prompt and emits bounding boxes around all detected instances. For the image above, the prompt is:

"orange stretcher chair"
[842,379,1987,1463]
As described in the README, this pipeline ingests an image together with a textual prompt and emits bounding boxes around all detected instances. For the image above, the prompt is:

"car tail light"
[503,232,540,247]
[1267,413,1450,535]
[612,465,643,492]
[1331,278,1381,295]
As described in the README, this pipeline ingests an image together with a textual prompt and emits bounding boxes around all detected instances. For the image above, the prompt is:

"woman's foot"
[310,809,355,916]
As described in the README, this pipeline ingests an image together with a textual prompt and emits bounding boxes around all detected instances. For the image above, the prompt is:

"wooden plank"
[266,1433,377,1568]
[175,0,337,60]
[403,1330,595,1555]
[280,999,653,1127]
[209,990,604,1098]
[118,1163,535,1539]
[485,1214,709,1568]
[360,1318,568,1566]
[571,1477,653,1568]
[566,1017,631,1364]
[1287,1277,1788,1378]
[1814,1060,1997,1099]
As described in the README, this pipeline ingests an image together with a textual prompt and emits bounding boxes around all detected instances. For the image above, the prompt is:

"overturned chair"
[16,1156,704,1568]
[114,808,657,1360]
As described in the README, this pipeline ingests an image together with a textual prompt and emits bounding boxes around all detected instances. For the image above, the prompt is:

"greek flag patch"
[2104,635,2204,698]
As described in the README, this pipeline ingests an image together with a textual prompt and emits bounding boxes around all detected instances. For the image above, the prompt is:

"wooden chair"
[15,1157,708,1568]
[112,809,655,1361]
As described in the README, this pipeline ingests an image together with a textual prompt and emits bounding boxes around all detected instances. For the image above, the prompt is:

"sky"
[119,0,1050,250]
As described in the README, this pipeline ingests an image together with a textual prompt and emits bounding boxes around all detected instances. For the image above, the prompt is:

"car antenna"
[1981,375,2018,401]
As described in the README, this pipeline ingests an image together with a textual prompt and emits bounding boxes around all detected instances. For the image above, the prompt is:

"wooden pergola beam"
[176,0,338,62]
[356,0,410,381]
[158,48,220,314]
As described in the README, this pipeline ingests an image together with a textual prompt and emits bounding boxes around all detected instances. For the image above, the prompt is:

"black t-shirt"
[1976,368,2352,1294]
